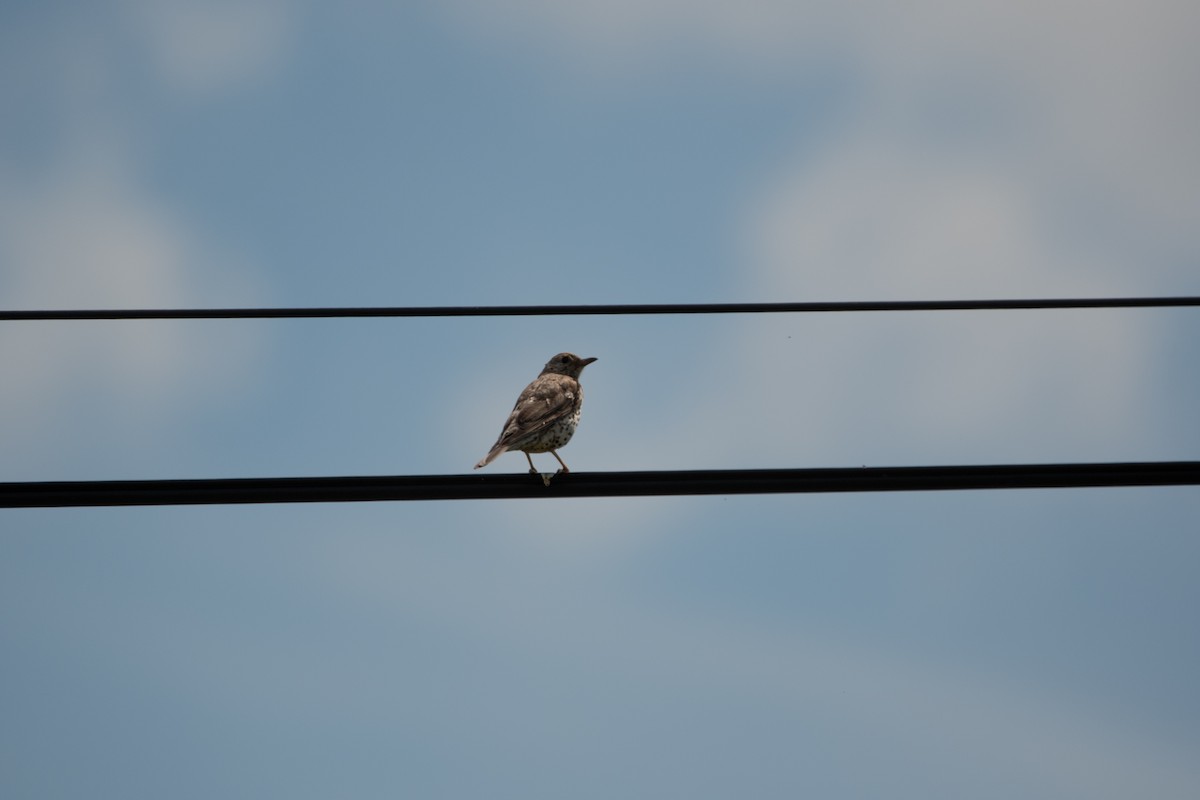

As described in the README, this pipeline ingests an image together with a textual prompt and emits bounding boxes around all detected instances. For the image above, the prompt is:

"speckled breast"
[523,407,582,453]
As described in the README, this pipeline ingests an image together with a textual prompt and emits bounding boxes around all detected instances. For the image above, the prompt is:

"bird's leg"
[524,452,537,475]
[550,450,570,474]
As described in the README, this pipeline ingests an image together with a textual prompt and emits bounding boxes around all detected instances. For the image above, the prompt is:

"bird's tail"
[474,444,507,470]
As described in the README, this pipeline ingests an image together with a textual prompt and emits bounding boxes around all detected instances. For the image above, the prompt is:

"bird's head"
[541,352,598,378]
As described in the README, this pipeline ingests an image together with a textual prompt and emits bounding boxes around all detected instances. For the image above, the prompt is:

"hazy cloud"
[0,4,277,456]
[123,0,295,94]
[439,0,1198,477]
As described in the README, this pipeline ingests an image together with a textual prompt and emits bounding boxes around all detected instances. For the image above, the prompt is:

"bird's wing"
[495,376,577,448]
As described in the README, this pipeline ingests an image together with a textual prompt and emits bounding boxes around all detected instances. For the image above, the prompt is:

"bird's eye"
[559,355,570,363]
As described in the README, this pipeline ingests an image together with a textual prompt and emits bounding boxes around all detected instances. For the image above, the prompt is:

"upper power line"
[2,296,1199,321]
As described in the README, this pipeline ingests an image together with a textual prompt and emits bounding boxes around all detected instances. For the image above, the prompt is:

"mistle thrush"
[474,352,597,474]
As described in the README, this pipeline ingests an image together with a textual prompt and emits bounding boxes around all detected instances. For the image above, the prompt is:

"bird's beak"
[580,357,598,366]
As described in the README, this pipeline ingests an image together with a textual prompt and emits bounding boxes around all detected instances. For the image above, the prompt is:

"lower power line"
[2,461,1197,508]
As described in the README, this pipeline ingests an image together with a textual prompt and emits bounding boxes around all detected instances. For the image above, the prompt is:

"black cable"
[2,297,1199,321]
[3,462,1197,508]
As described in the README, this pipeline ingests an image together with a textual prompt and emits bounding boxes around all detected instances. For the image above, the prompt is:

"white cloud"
[721,131,1161,464]
[0,153,266,448]
[440,0,1200,249]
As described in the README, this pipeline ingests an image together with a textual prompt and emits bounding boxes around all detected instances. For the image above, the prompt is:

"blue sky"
[2,1,1199,798]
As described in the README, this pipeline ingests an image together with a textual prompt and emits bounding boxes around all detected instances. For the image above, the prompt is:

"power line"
[2,296,1199,321]
[3,462,1197,508]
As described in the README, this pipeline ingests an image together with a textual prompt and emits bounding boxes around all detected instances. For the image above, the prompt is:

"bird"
[475,352,598,474]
